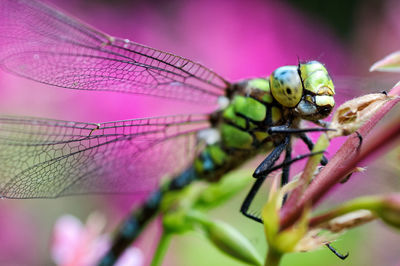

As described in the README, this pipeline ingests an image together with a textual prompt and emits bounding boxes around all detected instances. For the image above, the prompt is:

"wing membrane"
[0,0,229,104]
[0,114,210,199]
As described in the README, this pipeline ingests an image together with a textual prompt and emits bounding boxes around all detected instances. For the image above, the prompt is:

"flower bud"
[375,195,400,229]
[198,218,262,266]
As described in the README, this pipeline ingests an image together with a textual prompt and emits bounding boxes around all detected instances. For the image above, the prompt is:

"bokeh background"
[0,0,400,265]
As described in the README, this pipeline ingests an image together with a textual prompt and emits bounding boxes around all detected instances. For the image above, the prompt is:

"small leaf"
[262,178,310,254]
[370,51,400,72]
[274,207,309,253]
[194,170,252,210]
[262,175,280,241]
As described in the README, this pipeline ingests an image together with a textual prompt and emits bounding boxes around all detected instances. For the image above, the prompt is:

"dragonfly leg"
[268,125,334,135]
[240,175,267,223]
[253,136,290,178]
[268,125,331,165]
[240,149,325,223]
[241,136,290,223]
[355,131,363,150]
[326,243,349,260]
[340,131,364,184]
[281,142,292,187]
[281,144,292,204]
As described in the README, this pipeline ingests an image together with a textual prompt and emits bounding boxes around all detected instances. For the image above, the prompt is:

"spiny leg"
[253,136,290,178]
[281,143,292,204]
[245,125,330,221]
[268,126,334,135]
[279,132,350,260]
[254,125,330,178]
[241,136,290,222]
[270,125,332,165]
[242,153,350,260]
[355,131,363,151]
[283,132,350,260]
[326,243,349,260]
[240,149,325,223]
[241,129,326,223]
[340,131,363,184]
[281,142,292,187]
[242,127,349,260]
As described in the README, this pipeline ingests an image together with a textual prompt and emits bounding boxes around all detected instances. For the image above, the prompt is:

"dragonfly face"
[269,61,335,122]
[296,61,336,121]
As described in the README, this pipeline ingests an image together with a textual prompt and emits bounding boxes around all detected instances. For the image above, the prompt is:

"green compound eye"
[270,66,303,107]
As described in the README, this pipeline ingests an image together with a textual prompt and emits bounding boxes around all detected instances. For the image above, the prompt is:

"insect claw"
[355,131,363,150]
[325,244,349,260]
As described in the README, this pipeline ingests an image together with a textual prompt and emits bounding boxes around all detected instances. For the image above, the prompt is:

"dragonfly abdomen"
[99,167,198,265]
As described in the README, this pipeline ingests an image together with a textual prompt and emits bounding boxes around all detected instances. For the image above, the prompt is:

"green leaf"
[194,170,252,210]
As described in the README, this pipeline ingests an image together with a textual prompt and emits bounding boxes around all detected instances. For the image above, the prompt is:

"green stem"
[309,196,382,227]
[185,209,212,227]
[151,232,172,266]
[265,249,282,266]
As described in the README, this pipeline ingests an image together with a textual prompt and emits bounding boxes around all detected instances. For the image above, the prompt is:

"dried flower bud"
[320,210,376,233]
[328,93,396,139]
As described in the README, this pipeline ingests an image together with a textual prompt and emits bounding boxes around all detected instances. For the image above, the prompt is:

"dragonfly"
[0,0,343,264]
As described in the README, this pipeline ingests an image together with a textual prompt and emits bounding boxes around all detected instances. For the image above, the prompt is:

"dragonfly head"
[270,61,335,122]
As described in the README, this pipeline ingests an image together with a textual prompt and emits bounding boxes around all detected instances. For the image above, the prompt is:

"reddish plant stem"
[280,86,400,231]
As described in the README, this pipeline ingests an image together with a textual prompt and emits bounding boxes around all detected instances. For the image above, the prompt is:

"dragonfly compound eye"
[296,61,335,120]
[270,66,303,108]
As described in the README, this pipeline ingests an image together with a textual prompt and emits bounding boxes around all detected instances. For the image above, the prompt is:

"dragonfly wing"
[0,0,229,104]
[0,114,209,199]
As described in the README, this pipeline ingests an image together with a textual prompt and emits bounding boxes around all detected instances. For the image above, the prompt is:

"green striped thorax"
[219,61,335,150]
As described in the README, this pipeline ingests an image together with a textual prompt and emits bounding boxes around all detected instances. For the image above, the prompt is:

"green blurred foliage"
[285,0,384,39]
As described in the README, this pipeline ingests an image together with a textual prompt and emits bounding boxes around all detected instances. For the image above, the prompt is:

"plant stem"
[265,249,282,266]
[308,195,382,227]
[151,232,172,266]
[280,85,400,230]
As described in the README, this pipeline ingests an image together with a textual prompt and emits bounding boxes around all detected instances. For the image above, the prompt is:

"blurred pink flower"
[0,205,37,265]
[52,213,143,266]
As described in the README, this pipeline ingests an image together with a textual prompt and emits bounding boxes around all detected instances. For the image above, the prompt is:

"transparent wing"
[0,114,210,199]
[0,0,229,104]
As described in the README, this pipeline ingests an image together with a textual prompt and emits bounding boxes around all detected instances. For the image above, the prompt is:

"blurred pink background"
[0,0,399,265]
